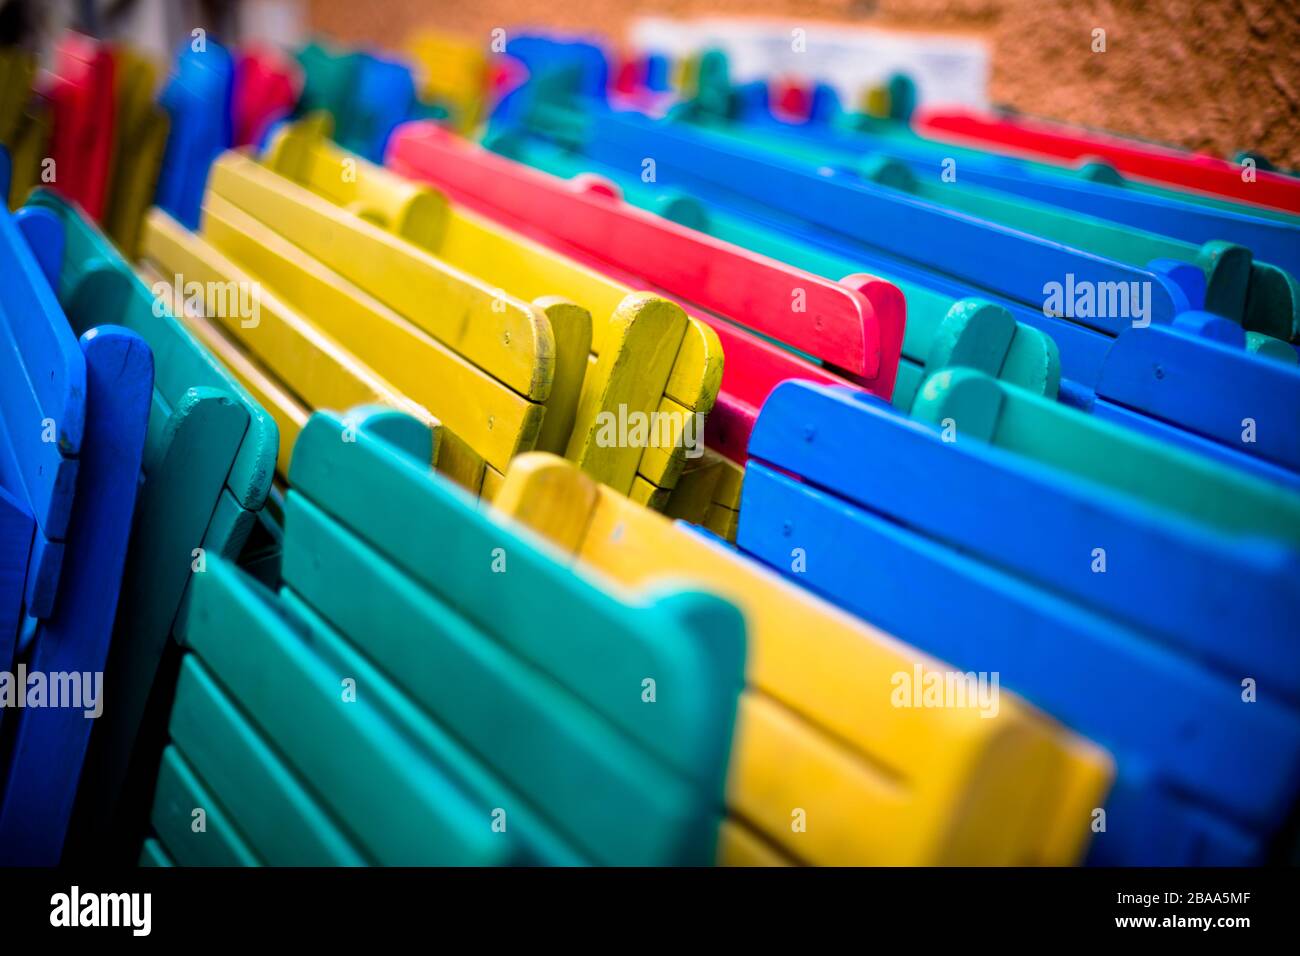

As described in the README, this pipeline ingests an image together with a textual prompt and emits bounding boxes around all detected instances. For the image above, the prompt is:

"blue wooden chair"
[0,160,84,632]
[17,190,278,856]
[729,377,1300,865]
[155,38,234,229]
[675,61,1300,288]
[0,196,154,865]
[480,117,1300,489]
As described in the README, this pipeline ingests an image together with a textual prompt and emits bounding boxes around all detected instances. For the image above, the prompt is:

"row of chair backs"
[643,55,1300,344]
[492,59,1300,344]
[1,35,167,259]
[21,190,279,854]
[696,74,1300,290]
[145,407,743,865]
[491,451,1112,864]
[474,121,1065,413]
[263,122,726,515]
[475,93,1300,489]
[635,46,1300,229]
[386,122,904,472]
[735,376,1300,864]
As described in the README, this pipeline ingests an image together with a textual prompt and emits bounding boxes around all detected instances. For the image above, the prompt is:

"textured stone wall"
[308,0,1300,167]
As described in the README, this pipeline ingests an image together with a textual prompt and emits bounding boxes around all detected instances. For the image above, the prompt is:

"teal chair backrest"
[149,406,745,865]
[23,190,279,845]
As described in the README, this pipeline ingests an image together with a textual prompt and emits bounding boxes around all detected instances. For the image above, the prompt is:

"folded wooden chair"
[232,44,300,148]
[386,123,904,475]
[295,41,423,162]
[0,197,153,865]
[1,49,41,207]
[2,99,48,210]
[909,367,1300,538]
[155,38,234,229]
[144,407,743,865]
[1087,317,1300,489]
[293,42,361,131]
[0,181,85,626]
[737,378,1300,865]
[144,153,557,499]
[472,120,1300,488]
[142,205,445,483]
[339,53,419,163]
[0,47,33,145]
[260,123,724,517]
[19,190,278,857]
[492,451,1111,865]
[0,483,31,674]
[405,30,490,134]
[474,124,1063,412]
[916,106,1300,217]
[102,45,169,259]
[513,99,1300,344]
[38,32,115,221]
[186,148,718,514]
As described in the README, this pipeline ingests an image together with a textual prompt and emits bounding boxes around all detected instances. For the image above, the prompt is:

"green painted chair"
[911,367,1300,544]
[25,190,280,852]
[144,406,745,865]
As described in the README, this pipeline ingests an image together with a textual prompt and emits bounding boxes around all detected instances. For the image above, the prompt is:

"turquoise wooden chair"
[145,406,745,865]
[18,191,278,856]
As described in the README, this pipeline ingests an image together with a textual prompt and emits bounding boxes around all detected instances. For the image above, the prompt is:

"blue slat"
[732,380,1300,864]
[0,325,153,865]
[0,195,83,618]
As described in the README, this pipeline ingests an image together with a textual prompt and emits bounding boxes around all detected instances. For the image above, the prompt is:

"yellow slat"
[198,191,544,473]
[493,454,1113,865]
[566,293,687,495]
[206,152,555,403]
[142,209,440,460]
[260,124,721,500]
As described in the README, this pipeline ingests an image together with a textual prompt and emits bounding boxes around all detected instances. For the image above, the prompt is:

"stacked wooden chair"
[141,407,744,865]
[0,185,153,864]
[1,24,1299,869]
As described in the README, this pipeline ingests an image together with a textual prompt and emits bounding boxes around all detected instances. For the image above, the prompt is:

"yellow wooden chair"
[0,47,34,145]
[140,210,451,485]
[492,452,1114,865]
[185,152,562,497]
[103,45,169,258]
[257,122,725,515]
[1,49,46,210]
[405,30,490,135]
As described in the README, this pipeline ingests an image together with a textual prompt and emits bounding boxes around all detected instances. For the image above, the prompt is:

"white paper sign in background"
[628,16,990,110]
